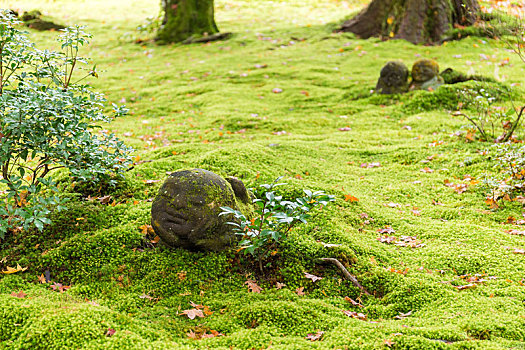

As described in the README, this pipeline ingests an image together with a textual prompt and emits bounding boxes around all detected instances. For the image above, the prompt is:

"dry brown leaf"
[276,282,286,289]
[180,309,204,320]
[342,310,366,320]
[10,290,27,298]
[306,331,324,341]
[304,272,322,282]
[394,311,412,320]
[245,279,262,293]
[344,296,363,308]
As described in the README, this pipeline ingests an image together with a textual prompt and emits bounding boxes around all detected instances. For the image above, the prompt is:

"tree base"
[156,0,220,44]
[339,0,481,44]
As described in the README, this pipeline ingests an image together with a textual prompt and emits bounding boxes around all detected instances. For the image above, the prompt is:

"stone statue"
[151,169,253,252]
[409,59,444,91]
[375,61,409,94]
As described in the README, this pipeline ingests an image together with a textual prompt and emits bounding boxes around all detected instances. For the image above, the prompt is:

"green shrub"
[0,12,132,238]
[220,178,335,272]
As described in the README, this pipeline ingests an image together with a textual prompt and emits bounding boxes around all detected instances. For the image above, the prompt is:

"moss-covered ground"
[2,0,525,348]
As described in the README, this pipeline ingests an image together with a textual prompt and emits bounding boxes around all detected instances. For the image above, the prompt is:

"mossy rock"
[440,67,495,85]
[151,169,253,252]
[25,19,65,31]
[20,10,65,31]
[375,61,409,95]
[20,10,42,21]
[410,59,444,92]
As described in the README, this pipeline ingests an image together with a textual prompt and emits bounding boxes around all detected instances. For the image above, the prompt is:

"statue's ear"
[226,177,253,204]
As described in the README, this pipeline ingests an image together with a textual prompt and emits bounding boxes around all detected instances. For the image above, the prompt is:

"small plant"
[220,177,335,272]
[482,142,525,206]
[453,89,525,143]
[0,12,132,238]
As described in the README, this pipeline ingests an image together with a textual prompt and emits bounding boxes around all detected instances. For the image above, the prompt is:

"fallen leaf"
[180,309,204,320]
[245,279,262,293]
[1,264,27,274]
[344,194,359,202]
[177,271,187,280]
[384,202,401,208]
[96,195,112,205]
[455,283,477,291]
[360,162,381,168]
[507,229,525,236]
[139,224,155,235]
[106,328,116,337]
[38,274,47,284]
[486,198,499,209]
[394,311,412,320]
[276,282,286,289]
[384,339,395,347]
[306,331,324,341]
[377,227,395,234]
[296,287,305,296]
[304,272,322,282]
[344,296,363,307]
[143,179,161,184]
[50,282,70,293]
[11,290,27,298]
[343,310,366,320]
[321,242,342,248]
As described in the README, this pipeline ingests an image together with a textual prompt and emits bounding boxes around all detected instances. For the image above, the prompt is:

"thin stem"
[502,105,525,143]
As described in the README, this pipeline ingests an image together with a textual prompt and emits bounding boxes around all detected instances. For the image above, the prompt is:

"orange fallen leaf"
[344,194,359,202]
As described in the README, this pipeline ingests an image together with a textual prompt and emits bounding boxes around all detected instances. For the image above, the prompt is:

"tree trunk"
[339,0,481,44]
[156,0,219,43]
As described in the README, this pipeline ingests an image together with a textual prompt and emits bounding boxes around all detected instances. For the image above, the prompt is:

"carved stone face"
[380,61,409,87]
[151,169,251,251]
[375,61,409,94]
[411,59,439,82]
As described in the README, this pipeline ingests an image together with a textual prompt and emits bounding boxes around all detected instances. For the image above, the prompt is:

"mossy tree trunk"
[156,0,219,43]
[339,0,481,44]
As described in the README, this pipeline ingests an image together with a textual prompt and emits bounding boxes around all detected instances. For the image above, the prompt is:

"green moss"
[3,0,525,348]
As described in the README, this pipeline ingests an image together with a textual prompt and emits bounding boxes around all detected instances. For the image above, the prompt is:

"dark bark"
[156,0,220,44]
[339,0,481,44]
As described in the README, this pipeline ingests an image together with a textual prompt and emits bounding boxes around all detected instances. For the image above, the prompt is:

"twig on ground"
[317,258,371,296]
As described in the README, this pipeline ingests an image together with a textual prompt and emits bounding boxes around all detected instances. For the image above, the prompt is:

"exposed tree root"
[182,32,232,44]
[317,258,372,296]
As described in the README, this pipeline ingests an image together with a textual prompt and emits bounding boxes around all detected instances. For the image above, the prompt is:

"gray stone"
[151,169,253,252]
[375,61,409,94]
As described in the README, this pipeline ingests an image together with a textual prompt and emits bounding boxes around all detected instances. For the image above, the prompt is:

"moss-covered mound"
[2,0,525,349]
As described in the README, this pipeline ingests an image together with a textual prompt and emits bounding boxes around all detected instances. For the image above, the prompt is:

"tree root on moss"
[182,32,232,45]
[317,258,372,296]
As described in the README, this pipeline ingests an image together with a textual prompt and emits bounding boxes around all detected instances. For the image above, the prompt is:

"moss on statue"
[151,169,254,252]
